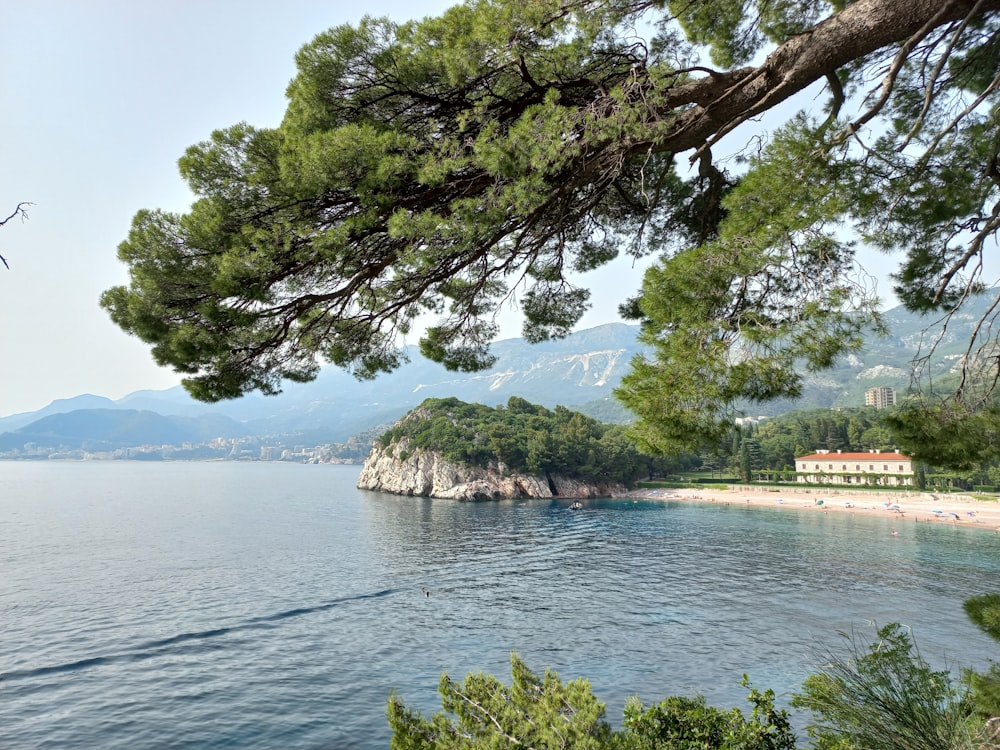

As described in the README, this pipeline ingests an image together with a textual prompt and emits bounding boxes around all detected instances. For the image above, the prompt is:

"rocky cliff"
[356,439,626,501]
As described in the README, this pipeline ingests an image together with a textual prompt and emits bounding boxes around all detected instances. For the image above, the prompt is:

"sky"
[1,0,666,418]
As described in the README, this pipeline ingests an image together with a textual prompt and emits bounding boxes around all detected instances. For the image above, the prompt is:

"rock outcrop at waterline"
[356,440,625,501]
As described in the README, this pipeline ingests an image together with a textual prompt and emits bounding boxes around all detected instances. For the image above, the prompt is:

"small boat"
[569,501,583,510]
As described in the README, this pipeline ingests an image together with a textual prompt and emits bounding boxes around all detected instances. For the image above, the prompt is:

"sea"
[2,461,999,749]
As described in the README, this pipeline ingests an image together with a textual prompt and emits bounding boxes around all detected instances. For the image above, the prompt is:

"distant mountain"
[0,394,119,432]
[2,298,998,453]
[0,323,645,448]
[0,409,252,452]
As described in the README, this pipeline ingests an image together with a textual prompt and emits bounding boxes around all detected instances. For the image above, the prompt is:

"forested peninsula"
[357,397,647,500]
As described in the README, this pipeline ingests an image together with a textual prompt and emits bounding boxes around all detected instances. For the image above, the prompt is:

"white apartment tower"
[865,386,896,408]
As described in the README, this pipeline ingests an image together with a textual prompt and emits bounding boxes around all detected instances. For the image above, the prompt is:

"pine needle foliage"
[792,624,989,750]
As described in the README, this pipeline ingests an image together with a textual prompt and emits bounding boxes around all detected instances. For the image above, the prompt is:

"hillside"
[745,293,1000,416]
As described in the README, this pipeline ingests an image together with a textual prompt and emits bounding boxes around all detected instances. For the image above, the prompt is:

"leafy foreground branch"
[388,598,1000,749]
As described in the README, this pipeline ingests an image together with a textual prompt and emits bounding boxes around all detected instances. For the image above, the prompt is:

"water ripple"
[0,588,397,683]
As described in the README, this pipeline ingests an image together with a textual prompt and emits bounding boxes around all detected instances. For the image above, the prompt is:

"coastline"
[631,485,1000,532]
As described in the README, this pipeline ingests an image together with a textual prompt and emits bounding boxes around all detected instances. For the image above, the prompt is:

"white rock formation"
[356,438,625,501]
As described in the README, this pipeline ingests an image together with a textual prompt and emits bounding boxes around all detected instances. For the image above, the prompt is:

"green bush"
[388,655,794,750]
[792,624,985,750]
[619,677,795,750]
[387,653,613,749]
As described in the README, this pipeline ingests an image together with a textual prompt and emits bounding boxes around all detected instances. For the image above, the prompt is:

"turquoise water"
[1,461,998,748]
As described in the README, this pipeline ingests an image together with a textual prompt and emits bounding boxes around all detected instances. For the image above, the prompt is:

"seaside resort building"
[795,449,914,486]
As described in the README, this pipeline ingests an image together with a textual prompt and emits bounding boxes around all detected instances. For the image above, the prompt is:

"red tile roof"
[796,452,912,462]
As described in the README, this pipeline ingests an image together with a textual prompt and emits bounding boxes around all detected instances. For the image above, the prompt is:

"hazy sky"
[2,0,668,418]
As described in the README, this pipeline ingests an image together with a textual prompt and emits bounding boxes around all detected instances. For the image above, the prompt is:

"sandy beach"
[632,485,1000,532]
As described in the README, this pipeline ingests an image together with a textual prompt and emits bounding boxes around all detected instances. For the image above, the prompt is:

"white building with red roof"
[795,449,914,486]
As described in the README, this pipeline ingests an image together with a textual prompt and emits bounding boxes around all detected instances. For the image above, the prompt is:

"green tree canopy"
[103,0,1000,460]
[379,396,648,484]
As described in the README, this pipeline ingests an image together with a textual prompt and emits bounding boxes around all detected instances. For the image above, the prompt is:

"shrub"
[619,677,796,750]
[792,623,985,750]
[387,653,613,749]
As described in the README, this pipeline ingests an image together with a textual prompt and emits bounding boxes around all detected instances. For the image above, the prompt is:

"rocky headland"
[356,438,626,501]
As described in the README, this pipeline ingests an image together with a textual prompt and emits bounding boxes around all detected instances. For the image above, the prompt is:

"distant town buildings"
[0,434,371,463]
[795,449,914,486]
[865,386,896,408]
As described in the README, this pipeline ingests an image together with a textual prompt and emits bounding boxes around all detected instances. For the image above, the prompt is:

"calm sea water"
[2,462,999,749]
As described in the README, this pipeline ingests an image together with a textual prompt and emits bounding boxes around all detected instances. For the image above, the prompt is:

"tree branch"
[661,0,1000,163]
[0,201,32,269]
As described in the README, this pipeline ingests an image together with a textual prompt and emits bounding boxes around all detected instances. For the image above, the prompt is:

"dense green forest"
[377,397,656,485]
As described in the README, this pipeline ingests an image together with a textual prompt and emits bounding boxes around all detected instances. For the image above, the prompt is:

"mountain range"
[1,295,996,454]
[0,323,643,453]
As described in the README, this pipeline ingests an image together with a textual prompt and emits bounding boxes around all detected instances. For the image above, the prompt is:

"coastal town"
[0,434,369,463]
